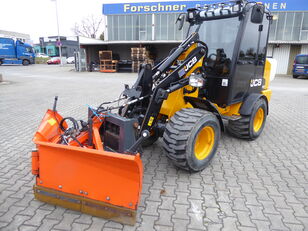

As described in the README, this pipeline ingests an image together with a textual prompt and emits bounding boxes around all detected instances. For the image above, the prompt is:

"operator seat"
[205,48,231,76]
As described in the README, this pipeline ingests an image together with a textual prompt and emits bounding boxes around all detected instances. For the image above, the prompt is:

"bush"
[35,57,50,64]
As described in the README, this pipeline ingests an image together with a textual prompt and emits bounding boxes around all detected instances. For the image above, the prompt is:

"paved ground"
[0,65,307,231]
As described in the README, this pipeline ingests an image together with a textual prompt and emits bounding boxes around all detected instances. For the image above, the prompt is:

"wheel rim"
[194,126,215,160]
[253,107,264,133]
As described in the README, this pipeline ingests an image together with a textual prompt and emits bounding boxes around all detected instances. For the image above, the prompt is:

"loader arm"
[140,45,207,132]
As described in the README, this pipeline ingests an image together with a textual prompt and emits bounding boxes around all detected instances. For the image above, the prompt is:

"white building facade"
[0,30,31,44]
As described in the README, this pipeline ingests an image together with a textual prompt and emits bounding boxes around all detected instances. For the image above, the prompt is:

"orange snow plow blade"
[32,110,143,225]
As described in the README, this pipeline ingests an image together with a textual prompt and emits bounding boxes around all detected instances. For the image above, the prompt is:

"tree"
[72,15,103,38]
[99,32,104,41]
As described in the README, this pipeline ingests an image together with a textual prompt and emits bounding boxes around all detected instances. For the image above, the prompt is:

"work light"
[189,73,205,88]
[200,1,242,19]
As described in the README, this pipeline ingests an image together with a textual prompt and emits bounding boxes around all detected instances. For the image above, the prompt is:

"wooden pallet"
[99,51,112,61]
[100,60,118,73]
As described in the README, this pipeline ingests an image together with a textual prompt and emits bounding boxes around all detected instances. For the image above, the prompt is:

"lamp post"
[51,0,62,66]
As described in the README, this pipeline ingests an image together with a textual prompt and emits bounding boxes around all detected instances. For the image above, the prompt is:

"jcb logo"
[184,57,197,72]
[250,79,262,87]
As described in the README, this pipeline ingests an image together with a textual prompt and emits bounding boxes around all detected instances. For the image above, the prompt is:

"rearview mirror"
[176,13,186,31]
[251,4,264,24]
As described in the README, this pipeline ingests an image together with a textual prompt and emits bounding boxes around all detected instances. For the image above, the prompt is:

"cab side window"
[26,47,33,53]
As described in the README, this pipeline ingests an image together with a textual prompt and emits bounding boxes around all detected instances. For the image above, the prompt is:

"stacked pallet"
[131,47,154,72]
[99,50,118,73]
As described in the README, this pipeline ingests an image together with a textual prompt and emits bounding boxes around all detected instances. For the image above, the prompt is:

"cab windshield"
[188,16,241,60]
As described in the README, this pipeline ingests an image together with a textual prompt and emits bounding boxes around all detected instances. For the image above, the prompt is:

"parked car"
[293,54,308,78]
[36,53,49,58]
[47,57,60,65]
[66,56,75,64]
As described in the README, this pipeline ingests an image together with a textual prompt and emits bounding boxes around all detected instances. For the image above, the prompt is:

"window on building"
[167,14,177,40]
[119,15,126,40]
[156,14,168,40]
[293,12,303,41]
[302,13,308,30]
[107,13,188,41]
[276,12,286,40]
[146,15,152,40]
[113,15,119,40]
[284,13,295,41]
[107,14,152,41]
[132,15,139,40]
[139,15,146,40]
[108,15,113,40]
[155,13,181,40]
[126,15,133,40]
[301,31,308,41]
[269,14,277,41]
[301,12,308,40]
[268,11,308,41]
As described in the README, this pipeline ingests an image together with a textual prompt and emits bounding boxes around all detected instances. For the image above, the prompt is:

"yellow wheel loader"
[32,0,274,225]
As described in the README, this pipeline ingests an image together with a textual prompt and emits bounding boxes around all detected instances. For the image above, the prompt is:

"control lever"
[53,96,58,112]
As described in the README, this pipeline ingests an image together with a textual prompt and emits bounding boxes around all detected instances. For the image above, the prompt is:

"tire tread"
[163,108,215,171]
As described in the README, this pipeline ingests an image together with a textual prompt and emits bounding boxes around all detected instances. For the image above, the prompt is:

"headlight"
[189,73,205,88]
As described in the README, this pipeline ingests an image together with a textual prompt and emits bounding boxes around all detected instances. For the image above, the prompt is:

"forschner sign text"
[124,3,187,13]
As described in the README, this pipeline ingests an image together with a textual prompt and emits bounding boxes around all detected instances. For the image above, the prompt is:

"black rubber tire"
[293,75,299,78]
[227,98,267,140]
[22,59,30,66]
[162,108,220,172]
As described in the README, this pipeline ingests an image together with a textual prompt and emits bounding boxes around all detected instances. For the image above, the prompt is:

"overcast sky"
[0,0,180,43]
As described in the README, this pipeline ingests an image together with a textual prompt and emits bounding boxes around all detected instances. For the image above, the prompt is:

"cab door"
[230,9,270,104]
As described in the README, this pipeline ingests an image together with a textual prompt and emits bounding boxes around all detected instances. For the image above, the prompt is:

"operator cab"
[178,1,272,106]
